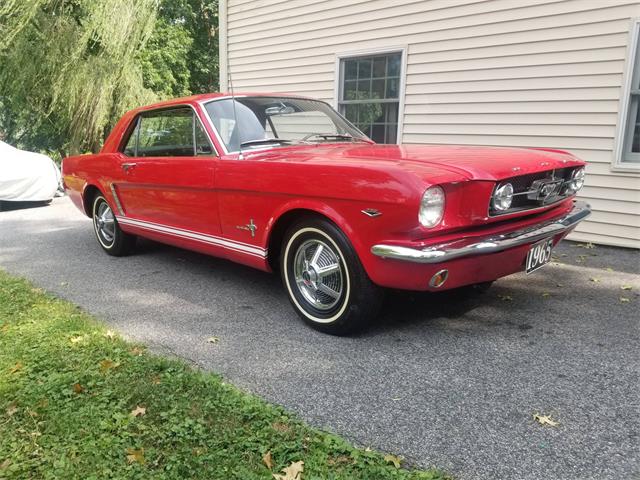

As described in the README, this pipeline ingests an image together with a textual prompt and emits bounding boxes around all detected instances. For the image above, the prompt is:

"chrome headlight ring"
[492,182,514,212]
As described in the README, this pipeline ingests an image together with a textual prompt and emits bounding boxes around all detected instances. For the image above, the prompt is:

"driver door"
[115,107,220,236]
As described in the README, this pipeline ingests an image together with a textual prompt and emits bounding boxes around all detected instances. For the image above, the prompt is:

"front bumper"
[371,201,591,264]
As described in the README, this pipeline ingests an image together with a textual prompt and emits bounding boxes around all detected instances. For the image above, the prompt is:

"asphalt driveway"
[1,197,638,480]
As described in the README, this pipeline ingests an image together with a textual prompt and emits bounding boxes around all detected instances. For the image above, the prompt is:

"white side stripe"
[116,216,267,258]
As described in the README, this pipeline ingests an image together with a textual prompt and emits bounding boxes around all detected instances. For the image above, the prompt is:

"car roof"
[135,92,315,112]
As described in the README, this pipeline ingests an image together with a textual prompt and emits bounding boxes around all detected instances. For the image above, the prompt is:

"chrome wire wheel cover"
[293,239,344,310]
[94,201,115,246]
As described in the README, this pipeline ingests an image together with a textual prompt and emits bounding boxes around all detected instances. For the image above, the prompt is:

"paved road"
[1,198,638,480]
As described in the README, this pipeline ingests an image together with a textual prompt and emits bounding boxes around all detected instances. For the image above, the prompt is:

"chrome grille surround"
[489,167,580,217]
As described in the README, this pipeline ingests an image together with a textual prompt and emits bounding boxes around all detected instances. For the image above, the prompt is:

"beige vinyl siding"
[223,0,640,248]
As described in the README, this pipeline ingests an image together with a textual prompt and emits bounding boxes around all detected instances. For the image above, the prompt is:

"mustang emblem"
[236,219,257,237]
[528,178,564,203]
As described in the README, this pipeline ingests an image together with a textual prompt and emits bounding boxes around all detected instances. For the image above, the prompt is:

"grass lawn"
[0,270,450,479]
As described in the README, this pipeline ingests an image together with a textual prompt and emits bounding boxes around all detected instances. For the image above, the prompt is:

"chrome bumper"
[371,201,591,264]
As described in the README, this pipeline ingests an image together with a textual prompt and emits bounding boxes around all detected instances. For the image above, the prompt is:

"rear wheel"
[92,194,136,256]
[280,218,382,335]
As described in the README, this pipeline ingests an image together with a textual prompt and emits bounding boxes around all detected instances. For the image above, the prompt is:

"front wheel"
[92,194,136,256]
[280,218,382,335]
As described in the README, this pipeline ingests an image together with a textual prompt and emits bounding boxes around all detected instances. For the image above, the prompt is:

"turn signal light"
[429,269,449,288]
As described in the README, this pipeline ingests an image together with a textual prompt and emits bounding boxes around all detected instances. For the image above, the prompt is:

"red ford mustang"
[62,93,590,334]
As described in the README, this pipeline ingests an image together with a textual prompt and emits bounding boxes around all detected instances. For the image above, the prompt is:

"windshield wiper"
[300,133,368,143]
[240,138,294,148]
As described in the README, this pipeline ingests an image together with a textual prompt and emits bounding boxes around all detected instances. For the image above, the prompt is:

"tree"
[0,0,219,158]
[154,0,219,94]
[0,0,160,156]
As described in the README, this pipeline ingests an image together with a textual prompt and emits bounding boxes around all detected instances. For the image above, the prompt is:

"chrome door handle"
[121,162,137,172]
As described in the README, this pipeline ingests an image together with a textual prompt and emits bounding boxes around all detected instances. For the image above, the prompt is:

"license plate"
[525,238,554,274]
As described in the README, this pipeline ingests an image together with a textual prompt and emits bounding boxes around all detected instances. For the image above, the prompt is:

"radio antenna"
[228,66,243,160]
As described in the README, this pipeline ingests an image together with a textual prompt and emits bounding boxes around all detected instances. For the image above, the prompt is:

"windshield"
[204,96,369,152]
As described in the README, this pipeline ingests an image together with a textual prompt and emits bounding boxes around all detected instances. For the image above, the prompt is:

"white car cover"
[0,141,61,202]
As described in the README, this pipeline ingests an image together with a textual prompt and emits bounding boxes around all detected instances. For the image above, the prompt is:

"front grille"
[490,167,578,216]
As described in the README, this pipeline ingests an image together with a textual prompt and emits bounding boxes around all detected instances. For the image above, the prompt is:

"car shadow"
[133,236,484,334]
[0,200,52,212]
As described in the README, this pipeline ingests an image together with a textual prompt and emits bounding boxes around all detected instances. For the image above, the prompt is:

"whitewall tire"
[92,194,136,256]
[280,218,382,335]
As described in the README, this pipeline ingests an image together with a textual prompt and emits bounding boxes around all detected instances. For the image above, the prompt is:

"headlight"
[492,183,514,212]
[419,186,445,228]
[567,167,585,193]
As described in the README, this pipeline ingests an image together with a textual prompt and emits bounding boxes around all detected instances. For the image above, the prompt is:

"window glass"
[205,97,366,152]
[121,108,213,157]
[622,23,640,164]
[339,52,402,144]
[137,108,194,157]
[269,111,337,140]
[123,119,139,156]
[195,119,213,155]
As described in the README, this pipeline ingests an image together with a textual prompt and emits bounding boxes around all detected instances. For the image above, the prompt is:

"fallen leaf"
[126,448,145,464]
[6,403,18,417]
[576,255,588,263]
[207,336,219,344]
[273,460,303,480]
[606,267,614,272]
[533,413,559,427]
[151,375,161,385]
[262,451,273,470]
[70,335,84,344]
[498,294,513,301]
[9,362,22,374]
[104,330,116,340]
[384,454,402,468]
[364,447,372,452]
[621,285,633,291]
[620,297,630,303]
[99,359,120,374]
[589,277,600,283]
[0,459,11,470]
[0,324,8,334]
[73,383,84,394]
[129,346,145,356]
[60,281,68,287]
[542,292,551,297]
[573,242,595,249]
[130,406,146,417]
[556,283,564,288]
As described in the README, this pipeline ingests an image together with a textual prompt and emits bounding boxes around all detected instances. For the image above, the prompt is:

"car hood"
[241,143,583,181]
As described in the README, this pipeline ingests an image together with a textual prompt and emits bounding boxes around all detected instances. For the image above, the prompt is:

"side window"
[122,108,214,157]
[138,108,194,157]
[123,118,140,156]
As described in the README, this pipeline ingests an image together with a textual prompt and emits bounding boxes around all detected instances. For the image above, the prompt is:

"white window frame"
[334,46,407,144]
[613,18,640,171]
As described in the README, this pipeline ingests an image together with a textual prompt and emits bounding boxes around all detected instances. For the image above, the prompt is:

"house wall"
[221,0,640,248]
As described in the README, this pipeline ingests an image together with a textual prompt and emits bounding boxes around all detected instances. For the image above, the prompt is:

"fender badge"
[236,219,257,237]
